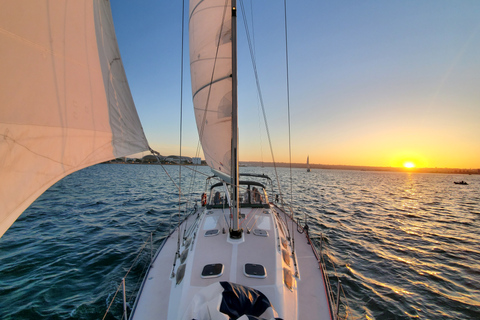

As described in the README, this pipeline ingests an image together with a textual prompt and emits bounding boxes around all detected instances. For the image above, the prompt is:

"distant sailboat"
[307,155,311,172]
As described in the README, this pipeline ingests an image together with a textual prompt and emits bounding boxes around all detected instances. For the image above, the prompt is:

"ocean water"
[0,164,479,319]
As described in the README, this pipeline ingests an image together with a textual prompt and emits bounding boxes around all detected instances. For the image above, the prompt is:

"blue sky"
[111,0,480,168]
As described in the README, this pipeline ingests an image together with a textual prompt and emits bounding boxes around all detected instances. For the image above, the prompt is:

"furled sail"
[0,0,150,237]
[189,0,232,178]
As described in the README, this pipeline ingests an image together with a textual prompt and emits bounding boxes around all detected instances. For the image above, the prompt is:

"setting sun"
[404,161,415,168]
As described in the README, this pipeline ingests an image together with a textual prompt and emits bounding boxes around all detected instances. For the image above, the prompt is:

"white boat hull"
[130,202,334,320]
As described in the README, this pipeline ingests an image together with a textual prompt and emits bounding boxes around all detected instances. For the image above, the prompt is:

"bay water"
[1,164,479,319]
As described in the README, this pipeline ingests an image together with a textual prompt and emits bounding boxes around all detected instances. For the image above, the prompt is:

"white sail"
[189,0,232,177]
[0,0,149,237]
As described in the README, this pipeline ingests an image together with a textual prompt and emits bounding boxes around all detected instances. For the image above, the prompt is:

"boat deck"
[130,204,332,319]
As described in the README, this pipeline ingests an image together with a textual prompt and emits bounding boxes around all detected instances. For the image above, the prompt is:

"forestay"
[0,0,149,237]
[189,0,233,178]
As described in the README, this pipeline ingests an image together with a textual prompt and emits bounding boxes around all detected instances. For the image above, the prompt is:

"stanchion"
[336,279,342,319]
[123,278,128,320]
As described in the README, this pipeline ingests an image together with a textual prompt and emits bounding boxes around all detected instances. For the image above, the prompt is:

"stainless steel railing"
[299,218,349,320]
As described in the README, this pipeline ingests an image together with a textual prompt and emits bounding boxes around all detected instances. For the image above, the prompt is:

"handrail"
[102,234,151,320]
[102,207,198,320]
[104,203,349,319]
[302,223,348,320]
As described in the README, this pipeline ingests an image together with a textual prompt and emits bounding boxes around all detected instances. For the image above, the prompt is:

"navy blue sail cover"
[219,282,283,320]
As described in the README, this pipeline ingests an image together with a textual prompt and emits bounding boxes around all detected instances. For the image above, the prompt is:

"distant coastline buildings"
[107,155,206,165]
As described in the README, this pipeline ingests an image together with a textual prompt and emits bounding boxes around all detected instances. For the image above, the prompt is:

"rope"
[102,282,122,320]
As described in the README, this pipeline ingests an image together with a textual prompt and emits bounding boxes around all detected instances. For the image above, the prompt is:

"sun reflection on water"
[309,169,480,319]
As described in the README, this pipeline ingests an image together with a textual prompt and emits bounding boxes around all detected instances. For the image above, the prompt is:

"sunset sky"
[111,1,480,169]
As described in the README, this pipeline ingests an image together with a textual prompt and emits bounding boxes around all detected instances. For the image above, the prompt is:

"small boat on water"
[454,181,468,185]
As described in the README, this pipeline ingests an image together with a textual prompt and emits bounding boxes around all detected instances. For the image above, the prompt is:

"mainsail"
[189,0,233,178]
[0,0,150,237]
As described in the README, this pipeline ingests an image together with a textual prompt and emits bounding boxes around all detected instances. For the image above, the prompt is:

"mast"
[230,0,241,239]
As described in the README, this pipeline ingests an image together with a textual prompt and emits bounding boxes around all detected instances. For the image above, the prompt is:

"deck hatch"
[244,263,266,278]
[201,263,224,278]
[253,229,268,237]
[205,229,220,237]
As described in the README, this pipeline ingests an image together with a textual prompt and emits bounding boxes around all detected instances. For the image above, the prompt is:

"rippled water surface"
[1,164,479,319]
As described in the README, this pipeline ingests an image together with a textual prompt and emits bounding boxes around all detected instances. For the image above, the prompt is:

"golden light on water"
[404,161,415,168]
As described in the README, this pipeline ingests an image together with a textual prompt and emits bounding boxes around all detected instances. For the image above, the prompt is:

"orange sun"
[403,161,415,168]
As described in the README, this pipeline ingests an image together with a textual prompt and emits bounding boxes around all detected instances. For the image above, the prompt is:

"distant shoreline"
[241,161,479,174]
[105,160,479,175]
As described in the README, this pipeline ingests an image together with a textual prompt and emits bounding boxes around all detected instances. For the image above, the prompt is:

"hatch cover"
[201,263,224,278]
[244,263,266,278]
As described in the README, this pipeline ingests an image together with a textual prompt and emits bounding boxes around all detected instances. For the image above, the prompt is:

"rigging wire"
[239,0,298,274]
[283,1,293,208]
[238,0,294,243]
[150,150,212,207]
[150,149,192,234]
[282,0,297,262]
[283,2,293,207]
[244,0,265,167]
[178,0,185,222]
[177,0,186,248]
[170,0,186,279]
[238,0,284,204]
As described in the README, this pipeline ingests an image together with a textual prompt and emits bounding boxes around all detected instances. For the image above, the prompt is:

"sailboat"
[1,0,341,319]
[307,156,311,172]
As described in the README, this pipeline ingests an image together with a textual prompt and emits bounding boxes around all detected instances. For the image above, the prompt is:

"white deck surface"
[130,204,333,320]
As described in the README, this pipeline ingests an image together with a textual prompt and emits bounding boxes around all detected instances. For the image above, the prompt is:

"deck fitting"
[229,228,243,239]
